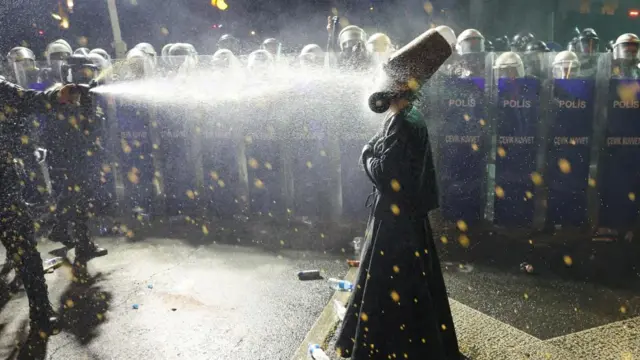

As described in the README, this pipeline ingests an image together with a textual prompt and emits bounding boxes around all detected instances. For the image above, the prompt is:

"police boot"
[74,222,108,261]
[76,242,108,261]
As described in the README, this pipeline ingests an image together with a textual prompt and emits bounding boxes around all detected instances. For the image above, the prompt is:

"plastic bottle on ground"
[308,344,330,360]
[328,278,354,291]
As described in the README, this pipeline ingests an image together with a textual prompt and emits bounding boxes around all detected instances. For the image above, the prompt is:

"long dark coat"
[335,106,461,359]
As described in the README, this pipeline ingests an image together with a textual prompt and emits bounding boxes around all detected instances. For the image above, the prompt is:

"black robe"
[335,106,460,359]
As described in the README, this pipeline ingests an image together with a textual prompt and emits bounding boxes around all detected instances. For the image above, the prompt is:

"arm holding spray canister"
[0,78,80,115]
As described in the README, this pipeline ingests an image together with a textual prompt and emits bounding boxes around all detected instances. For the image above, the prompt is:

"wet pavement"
[320,229,640,360]
[1,226,639,360]
[0,236,347,360]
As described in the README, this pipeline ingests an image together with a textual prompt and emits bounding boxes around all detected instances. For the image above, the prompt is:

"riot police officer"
[169,43,199,75]
[46,54,109,262]
[212,48,240,70]
[43,40,73,84]
[366,33,393,66]
[493,35,510,52]
[573,28,599,77]
[299,44,324,69]
[134,42,158,68]
[261,38,281,59]
[452,28,486,78]
[218,34,241,55]
[0,75,78,334]
[247,49,274,76]
[124,48,155,80]
[611,33,640,79]
[7,46,39,87]
[606,39,615,53]
[89,48,112,63]
[523,40,550,78]
[551,51,581,80]
[337,25,371,71]
[485,39,494,52]
[511,32,535,52]
[493,51,525,82]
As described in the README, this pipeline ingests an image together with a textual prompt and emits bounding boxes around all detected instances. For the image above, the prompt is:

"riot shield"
[432,75,488,223]
[597,78,640,229]
[545,78,596,227]
[244,96,285,217]
[115,100,156,215]
[158,105,201,217]
[493,77,541,226]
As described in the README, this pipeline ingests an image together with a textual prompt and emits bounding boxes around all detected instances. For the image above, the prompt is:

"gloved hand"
[360,144,374,168]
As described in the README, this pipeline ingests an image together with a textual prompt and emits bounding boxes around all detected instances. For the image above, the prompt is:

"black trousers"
[0,162,53,321]
[48,170,94,254]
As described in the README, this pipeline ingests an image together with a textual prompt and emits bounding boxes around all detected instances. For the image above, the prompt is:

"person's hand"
[327,16,333,33]
[58,84,81,105]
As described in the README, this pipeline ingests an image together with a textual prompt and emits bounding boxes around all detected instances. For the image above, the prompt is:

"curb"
[290,267,358,360]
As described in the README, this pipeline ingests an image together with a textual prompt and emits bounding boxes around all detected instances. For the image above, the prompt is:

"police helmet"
[525,40,550,53]
[261,38,281,56]
[338,25,367,51]
[247,49,274,72]
[300,44,324,68]
[484,39,494,52]
[493,35,510,52]
[46,40,73,64]
[89,48,111,63]
[456,29,485,54]
[577,28,599,53]
[218,34,240,52]
[605,40,614,53]
[212,49,237,69]
[366,33,392,53]
[493,51,525,79]
[126,48,154,77]
[511,32,535,52]
[552,50,580,79]
[87,53,109,71]
[134,43,158,65]
[74,47,90,56]
[8,47,36,63]
[613,33,639,61]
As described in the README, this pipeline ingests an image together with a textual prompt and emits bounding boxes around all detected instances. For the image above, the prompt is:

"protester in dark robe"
[335,27,463,360]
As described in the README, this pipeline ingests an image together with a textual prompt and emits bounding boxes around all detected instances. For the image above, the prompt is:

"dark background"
[0,0,640,60]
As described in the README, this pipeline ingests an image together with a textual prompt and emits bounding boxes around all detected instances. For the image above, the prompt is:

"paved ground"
[1,221,639,360]
[0,235,347,360]
[319,228,640,360]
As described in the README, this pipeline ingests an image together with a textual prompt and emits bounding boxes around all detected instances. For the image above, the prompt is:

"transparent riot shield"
[543,53,599,228]
[492,76,541,227]
[597,68,640,229]
[425,54,490,225]
[115,100,156,216]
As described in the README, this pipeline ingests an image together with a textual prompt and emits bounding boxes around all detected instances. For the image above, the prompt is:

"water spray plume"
[91,60,383,140]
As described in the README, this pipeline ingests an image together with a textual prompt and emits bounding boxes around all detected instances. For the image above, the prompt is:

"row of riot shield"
[16,53,639,231]
[92,59,378,222]
[422,52,640,230]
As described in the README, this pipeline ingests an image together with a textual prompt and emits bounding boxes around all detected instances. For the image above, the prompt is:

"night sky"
[0,0,455,60]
